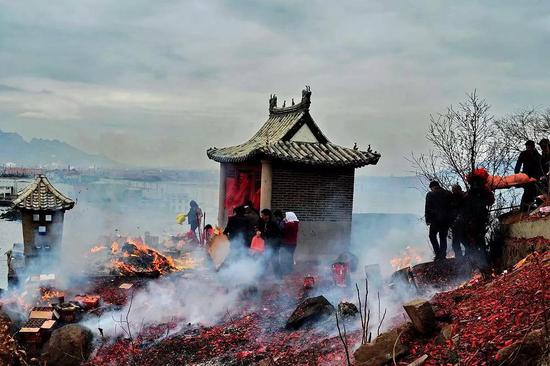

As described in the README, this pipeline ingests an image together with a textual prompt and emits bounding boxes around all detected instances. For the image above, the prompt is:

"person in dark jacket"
[259,209,282,278]
[280,212,299,275]
[273,209,285,231]
[224,206,250,249]
[238,200,259,247]
[242,200,260,227]
[457,175,495,270]
[187,200,202,237]
[515,140,543,211]
[539,138,550,175]
[425,181,452,260]
[450,184,466,259]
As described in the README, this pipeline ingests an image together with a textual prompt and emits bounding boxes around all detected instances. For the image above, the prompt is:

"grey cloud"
[1,1,550,173]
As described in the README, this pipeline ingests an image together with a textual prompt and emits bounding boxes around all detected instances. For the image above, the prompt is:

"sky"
[1,1,550,175]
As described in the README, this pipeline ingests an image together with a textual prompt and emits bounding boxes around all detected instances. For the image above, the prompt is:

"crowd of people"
[425,175,495,267]
[182,199,300,277]
[223,202,299,278]
[425,138,550,267]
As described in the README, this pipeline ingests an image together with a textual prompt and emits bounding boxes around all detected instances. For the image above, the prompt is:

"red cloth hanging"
[234,173,251,205]
[251,187,261,211]
[224,177,238,215]
[225,173,254,215]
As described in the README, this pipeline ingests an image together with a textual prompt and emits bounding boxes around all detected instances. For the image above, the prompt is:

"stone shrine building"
[207,87,380,261]
[12,175,74,263]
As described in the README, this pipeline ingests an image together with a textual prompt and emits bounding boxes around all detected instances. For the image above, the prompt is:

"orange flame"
[74,294,100,309]
[111,242,120,253]
[41,289,65,302]
[109,238,191,275]
[90,245,107,253]
[390,246,423,270]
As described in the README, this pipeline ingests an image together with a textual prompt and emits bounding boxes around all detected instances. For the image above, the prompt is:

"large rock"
[403,299,437,335]
[43,324,93,366]
[285,296,334,329]
[338,302,359,317]
[495,328,547,365]
[354,328,408,366]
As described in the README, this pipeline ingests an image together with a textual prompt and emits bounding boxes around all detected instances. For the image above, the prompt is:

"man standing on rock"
[450,184,466,259]
[425,181,452,260]
[459,171,495,270]
[515,140,543,211]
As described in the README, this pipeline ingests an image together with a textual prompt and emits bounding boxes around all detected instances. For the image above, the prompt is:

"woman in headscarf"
[280,212,299,275]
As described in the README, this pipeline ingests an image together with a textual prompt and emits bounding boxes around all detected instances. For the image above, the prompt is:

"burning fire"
[74,294,100,309]
[108,238,191,276]
[90,245,107,253]
[173,252,197,270]
[41,289,65,302]
[390,246,423,270]
[87,235,196,276]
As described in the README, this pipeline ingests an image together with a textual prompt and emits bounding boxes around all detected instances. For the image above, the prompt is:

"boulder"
[403,299,437,335]
[338,302,359,317]
[285,296,334,329]
[354,328,408,366]
[495,328,547,365]
[43,324,93,366]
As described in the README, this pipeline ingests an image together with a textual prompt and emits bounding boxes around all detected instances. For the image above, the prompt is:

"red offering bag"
[331,262,349,287]
[250,234,265,253]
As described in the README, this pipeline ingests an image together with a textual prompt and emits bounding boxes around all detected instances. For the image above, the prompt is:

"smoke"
[1,173,447,348]
[83,251,264,339]
[351,213,430,276]
[0,176,220,323]
[13,178,219,286]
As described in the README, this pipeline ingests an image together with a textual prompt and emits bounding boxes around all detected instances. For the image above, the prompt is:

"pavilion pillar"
[217,164,227,227]
[260,160,272,210]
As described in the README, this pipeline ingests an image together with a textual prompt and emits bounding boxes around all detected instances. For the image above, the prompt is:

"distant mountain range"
[0,130,119,168]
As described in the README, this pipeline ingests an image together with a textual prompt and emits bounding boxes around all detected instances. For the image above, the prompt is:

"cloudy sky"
[1,1,550,175]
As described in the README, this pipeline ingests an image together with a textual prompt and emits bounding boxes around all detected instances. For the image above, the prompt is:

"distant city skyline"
[1,1,550,175]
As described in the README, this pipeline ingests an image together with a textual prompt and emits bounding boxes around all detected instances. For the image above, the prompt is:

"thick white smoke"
[83,253,264,339]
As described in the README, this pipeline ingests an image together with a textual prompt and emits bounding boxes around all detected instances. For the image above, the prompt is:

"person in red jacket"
[280,212,299,275]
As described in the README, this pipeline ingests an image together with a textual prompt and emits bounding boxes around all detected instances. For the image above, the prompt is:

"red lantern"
[331,262,349,287]
[303,276,315,289]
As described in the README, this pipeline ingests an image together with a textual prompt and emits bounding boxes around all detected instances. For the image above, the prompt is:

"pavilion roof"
[207,87,380,168]
[12,175,75,211]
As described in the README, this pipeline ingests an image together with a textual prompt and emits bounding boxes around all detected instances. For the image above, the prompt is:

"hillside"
[0,130,118,168]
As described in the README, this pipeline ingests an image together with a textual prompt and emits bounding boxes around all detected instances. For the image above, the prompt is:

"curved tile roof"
[12,175,75,211]
[207,88,380,168]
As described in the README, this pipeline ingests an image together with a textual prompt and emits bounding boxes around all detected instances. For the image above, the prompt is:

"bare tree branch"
[335,311,352,366]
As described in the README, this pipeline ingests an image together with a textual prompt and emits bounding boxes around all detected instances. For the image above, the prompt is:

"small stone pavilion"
[12,175,74,262]
[207,87,380,261]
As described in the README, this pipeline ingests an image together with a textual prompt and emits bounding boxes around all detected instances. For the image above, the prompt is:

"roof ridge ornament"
[268,86,312,114]
[301,85,311,107]
[269,94,277,111]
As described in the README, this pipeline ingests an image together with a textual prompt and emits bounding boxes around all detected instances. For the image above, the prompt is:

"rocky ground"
[396,250,550,366]
[1,248,548,366]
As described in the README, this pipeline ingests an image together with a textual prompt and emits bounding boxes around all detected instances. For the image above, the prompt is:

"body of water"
[0,174,426,289]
